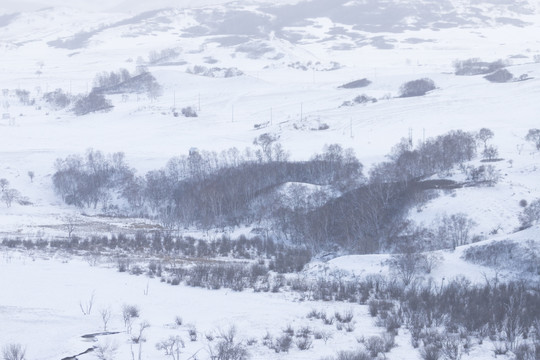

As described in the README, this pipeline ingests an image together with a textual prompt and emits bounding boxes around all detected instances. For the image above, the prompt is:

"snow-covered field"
[0,248,508,360]
[1,0,540,359]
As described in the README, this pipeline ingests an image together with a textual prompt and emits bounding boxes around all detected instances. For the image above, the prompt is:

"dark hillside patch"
[339,78,371,89]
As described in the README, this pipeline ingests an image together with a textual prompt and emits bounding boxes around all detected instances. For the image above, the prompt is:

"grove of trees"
[51,129,484,254]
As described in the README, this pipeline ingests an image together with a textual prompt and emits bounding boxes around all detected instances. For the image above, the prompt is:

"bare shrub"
[123,304,140,318]
[100,307,112,331]
[513,343,536,360]
[382,332,396,352]
[295,336,312,350]
[273,334,292,353]
[122,304,140,334]
[421,344,441,360]
[441,335,462,360]
[368,298,394,317]
[2,344,26,360]
[335,349,371,360]
[95,339,118,360]
[181,107,197,117]
[188,325,198,341]
[211,340,249,360]
[335,309,354,323]
[295,326,311,338]
[282,324,294,337]
[378,310,402,334]
[79,291,95,315]
[314,330,333,344]
[156,336,185,360]
[131,321,150,344]
[492,340,510,355]
[365,336,385,357]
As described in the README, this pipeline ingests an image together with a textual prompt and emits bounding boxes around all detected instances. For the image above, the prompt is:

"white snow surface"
[0,1,540,358]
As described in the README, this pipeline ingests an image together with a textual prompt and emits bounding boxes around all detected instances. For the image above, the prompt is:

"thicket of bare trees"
[52,129,482,253]
[52,149,133,208]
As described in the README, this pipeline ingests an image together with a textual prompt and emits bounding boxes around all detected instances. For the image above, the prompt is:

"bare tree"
[2,188,19,208]
[477,128,494,150]
[131,321,150,344]
[435,213,477,249]
[389,247,426,286]
[130,321,150,360]
[519,198,540,228]
[27,171,34,183]
[79,291,95,315]
[525,128,540,150]
[253,133,279,162]
[122,304,140,334]
[0,178,9,192]
[63,215,78,239]
[482,145,499,161]
[100,307,112,331]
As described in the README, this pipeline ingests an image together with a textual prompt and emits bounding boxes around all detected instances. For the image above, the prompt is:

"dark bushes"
[484,69,513,83]
[453,58,506,76]
[72,91,113,116]
[338,78,371,89]
[399,78,436,97]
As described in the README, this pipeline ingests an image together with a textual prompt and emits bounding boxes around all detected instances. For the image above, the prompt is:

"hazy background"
[0,0,304,13]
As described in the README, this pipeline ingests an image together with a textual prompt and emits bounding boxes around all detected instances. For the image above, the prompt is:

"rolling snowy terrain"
[1,1,540,359]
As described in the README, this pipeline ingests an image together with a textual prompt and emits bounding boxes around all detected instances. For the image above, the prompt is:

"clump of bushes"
[181,107,197,117]
[43,89,71,109]
[453,58,506,75]
[484,69,513,83]
[399,78,436,97]
[72,91,113,116]
[341,94,377,107]
[338,78,371,89]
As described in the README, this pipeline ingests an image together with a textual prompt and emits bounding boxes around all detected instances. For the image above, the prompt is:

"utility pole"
[350,118,353,138]
[300,103,303,121]
[198,93,201,111]
[270,107,273,125]
[232,105,234,123]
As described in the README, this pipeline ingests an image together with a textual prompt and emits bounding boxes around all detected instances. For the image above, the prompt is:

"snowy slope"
[0,0,540,240]
[1,2,540,360]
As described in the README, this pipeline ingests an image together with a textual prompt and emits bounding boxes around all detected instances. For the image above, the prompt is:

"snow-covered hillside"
[0,0,539,238]
[1,1,540,359]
